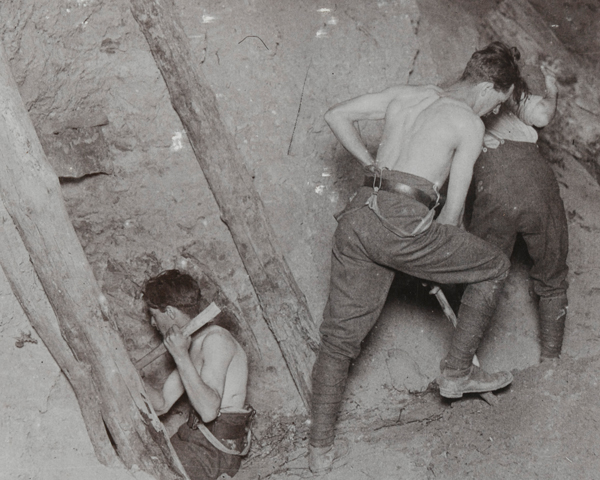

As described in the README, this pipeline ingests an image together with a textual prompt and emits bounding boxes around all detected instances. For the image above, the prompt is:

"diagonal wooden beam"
[0,42,188,480]
[130,0,319,410]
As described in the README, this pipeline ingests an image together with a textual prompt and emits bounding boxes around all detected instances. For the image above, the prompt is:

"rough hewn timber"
[0,201,115,464]
[485,0,600,184]
[0,44,188,480]
[129,0,320,410]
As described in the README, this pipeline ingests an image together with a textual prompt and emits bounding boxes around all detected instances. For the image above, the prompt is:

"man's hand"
[164,325,191,362]
[483,132,500,149]
[540,64,558,96]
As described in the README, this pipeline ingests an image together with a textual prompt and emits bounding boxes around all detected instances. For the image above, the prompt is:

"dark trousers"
[310,170,510,448]
[469,140,569,358]
[171,410,252,480]
[469,140,569,299]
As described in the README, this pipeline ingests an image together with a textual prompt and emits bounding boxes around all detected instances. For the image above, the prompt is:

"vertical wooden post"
[0,44,188,479]
[130,0,319,410]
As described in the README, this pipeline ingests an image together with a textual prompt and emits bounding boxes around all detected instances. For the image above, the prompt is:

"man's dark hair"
[461,41,528,104]
[142,270,202,318]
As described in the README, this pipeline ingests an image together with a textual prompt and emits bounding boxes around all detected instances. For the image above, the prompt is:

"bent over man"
[308,42,525,474]
[469,63,568,362]
[142,270,251,480]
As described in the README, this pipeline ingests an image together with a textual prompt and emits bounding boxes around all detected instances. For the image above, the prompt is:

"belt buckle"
[371,167,383,193]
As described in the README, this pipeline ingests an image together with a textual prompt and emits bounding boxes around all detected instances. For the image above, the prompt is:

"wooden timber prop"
[129,0,320,410]
[0,44,189,479]
[484,0,600,184]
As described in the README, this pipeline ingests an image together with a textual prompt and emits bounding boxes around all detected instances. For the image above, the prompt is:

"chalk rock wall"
[0,0,438,412]
[0,1,458,477]
[0,0,298,412]
[8,1,599,479]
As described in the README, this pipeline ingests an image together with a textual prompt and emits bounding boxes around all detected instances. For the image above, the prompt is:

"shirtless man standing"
[142,270,251,480]
[308,42,525,474]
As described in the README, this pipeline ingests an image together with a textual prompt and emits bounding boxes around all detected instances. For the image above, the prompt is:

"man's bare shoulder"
[327,84,443,123]
[383,84,444,102]
[190,325,238,355]
[199,325,236,343]
[435,98,484,130]
[419,98,484,148]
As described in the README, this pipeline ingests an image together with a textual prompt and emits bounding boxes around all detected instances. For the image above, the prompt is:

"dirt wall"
[2,1,600,479]
[0,0,436,412]
[0,0,442,477]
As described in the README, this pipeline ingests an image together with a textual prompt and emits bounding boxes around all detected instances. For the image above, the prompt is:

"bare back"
[376,86,483,188]
[325,83,488,225]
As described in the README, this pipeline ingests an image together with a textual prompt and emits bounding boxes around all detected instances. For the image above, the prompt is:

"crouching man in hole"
[142,270,252,480]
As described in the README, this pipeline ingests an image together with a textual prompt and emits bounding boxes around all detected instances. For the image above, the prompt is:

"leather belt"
[364,176,436,209]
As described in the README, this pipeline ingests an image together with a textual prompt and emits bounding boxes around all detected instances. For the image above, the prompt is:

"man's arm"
[164,326,235,423]
[324,86,411,168]
[143,377,180,416]
[516,65,558,128]
[436,116,485,226]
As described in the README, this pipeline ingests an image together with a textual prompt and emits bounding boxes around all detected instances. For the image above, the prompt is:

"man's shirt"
[484,95,544,146]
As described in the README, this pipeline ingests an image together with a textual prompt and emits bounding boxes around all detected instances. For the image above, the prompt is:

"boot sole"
[439,373,513,399]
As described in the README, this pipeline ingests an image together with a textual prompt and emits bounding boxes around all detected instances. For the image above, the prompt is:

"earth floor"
[237,348,600,480]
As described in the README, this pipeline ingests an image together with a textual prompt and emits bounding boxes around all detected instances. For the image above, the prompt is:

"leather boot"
[437,364,513,399]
